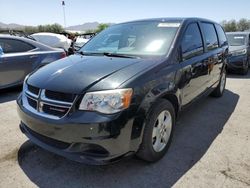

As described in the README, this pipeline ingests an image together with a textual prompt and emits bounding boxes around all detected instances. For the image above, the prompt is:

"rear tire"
[210,68,226,98]
[136,99,175,162]
[241,60,249,75]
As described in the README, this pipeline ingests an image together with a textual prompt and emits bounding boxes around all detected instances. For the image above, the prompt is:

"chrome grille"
[23,84,76,119]
[45,90,75,103]
[27,85,39,96]
[27,97,37,109]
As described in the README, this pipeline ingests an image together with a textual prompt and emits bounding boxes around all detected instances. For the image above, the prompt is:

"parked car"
[73,37,89,50]
[68,33,96,55]
[68,37,89,55]
[0,35,66,89]
[31,32,72,53]
[226,32,250,75]
[17,18,228,165]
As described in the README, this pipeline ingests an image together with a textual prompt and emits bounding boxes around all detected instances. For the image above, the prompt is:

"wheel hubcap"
[220,71,226,93]
[152,110,172,152]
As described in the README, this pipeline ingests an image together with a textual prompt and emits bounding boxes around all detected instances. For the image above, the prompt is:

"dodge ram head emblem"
[38,102,44,112]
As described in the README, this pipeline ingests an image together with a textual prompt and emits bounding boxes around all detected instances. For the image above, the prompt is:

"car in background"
[0,35,66,89]
[68,37,89,55]
[68,33,96,55]
[73,37,89,50]
[31,32,72,53]
[17,18,228,165]
[226,32,250,75]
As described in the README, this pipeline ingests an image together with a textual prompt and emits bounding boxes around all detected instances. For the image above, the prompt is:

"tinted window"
[226,34,247,46]
[80,21,180,56]
[181,23,204,60]
[215,24,228,46]
[201,23,219,51]
[0,38,35,53]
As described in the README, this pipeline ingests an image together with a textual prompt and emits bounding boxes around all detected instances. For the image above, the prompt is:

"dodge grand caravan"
[17,18,228,165]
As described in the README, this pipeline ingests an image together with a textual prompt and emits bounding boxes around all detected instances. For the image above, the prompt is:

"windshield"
[227,34,247,46]
[79,21,180,57]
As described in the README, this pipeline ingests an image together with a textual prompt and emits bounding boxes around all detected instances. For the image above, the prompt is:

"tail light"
[60,51,67,59]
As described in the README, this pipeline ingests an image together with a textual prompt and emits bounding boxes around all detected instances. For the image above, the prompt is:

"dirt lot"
[0,73,250,188]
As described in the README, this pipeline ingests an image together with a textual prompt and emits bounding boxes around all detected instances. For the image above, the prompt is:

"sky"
[0,0,250,27]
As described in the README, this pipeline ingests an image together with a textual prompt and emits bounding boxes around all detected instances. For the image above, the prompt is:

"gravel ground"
[0,73,250,188]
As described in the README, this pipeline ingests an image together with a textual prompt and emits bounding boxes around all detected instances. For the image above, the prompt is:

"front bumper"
[17,95,139,165]
[227,55,247,71]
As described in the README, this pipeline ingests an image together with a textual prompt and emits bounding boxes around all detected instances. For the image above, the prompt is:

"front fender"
[138,81,178,115]
[124,63,180,149]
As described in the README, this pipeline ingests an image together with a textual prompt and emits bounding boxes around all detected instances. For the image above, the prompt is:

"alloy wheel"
[220,71,226,93]
[152,110,172,152]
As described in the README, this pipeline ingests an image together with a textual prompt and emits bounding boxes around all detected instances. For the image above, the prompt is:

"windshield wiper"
[76,51,140,59]
[76,51,103,56]
[102,52,140,59]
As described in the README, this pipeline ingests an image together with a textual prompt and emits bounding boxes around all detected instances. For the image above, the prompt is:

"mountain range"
[65,22,99,31]
[0,22,102,31]
[0,22,25,29]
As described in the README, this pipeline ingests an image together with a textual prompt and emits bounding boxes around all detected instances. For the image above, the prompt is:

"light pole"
[62,1,67,28]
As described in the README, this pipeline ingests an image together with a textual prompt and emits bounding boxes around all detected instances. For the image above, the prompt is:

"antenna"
[62,1,67,28]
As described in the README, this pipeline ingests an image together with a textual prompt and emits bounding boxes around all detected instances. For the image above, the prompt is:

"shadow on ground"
[18,89,239,188]
[0,86,22,103]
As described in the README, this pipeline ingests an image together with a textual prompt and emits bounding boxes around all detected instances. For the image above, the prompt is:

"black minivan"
[17,18,228,165]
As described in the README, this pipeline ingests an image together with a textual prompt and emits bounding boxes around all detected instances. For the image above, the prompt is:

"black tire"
[136,99,175,162]
[210,68,226,98]
[240,60,249,75]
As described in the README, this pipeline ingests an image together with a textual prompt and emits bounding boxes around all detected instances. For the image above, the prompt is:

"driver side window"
[181,23,204,61]
[0,38,35,53]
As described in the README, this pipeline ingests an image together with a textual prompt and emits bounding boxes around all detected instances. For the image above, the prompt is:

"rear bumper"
[17,95,139,165]
[227,55,247,71]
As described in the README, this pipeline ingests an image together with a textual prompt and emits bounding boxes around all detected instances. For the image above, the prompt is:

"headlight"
[231,49,247,56]
[79,88,133,114]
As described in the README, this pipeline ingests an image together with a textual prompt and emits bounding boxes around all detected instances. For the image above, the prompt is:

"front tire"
[136,99,175,162]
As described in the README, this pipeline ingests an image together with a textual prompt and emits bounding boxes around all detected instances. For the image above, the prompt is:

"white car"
[74,37,89,51]
[31,32,72,52]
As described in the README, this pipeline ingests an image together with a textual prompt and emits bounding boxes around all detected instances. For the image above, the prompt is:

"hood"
[229,45,247,52]
[27,55,156,94]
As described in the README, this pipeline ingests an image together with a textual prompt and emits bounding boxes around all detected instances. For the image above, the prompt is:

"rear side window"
[215,24,228,47]
[0,38,35,53]
[201,23,219,51]
[181,23,204,60]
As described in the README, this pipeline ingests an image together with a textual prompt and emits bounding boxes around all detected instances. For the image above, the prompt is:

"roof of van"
[226,31,250,35]
[120,17,218,24]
